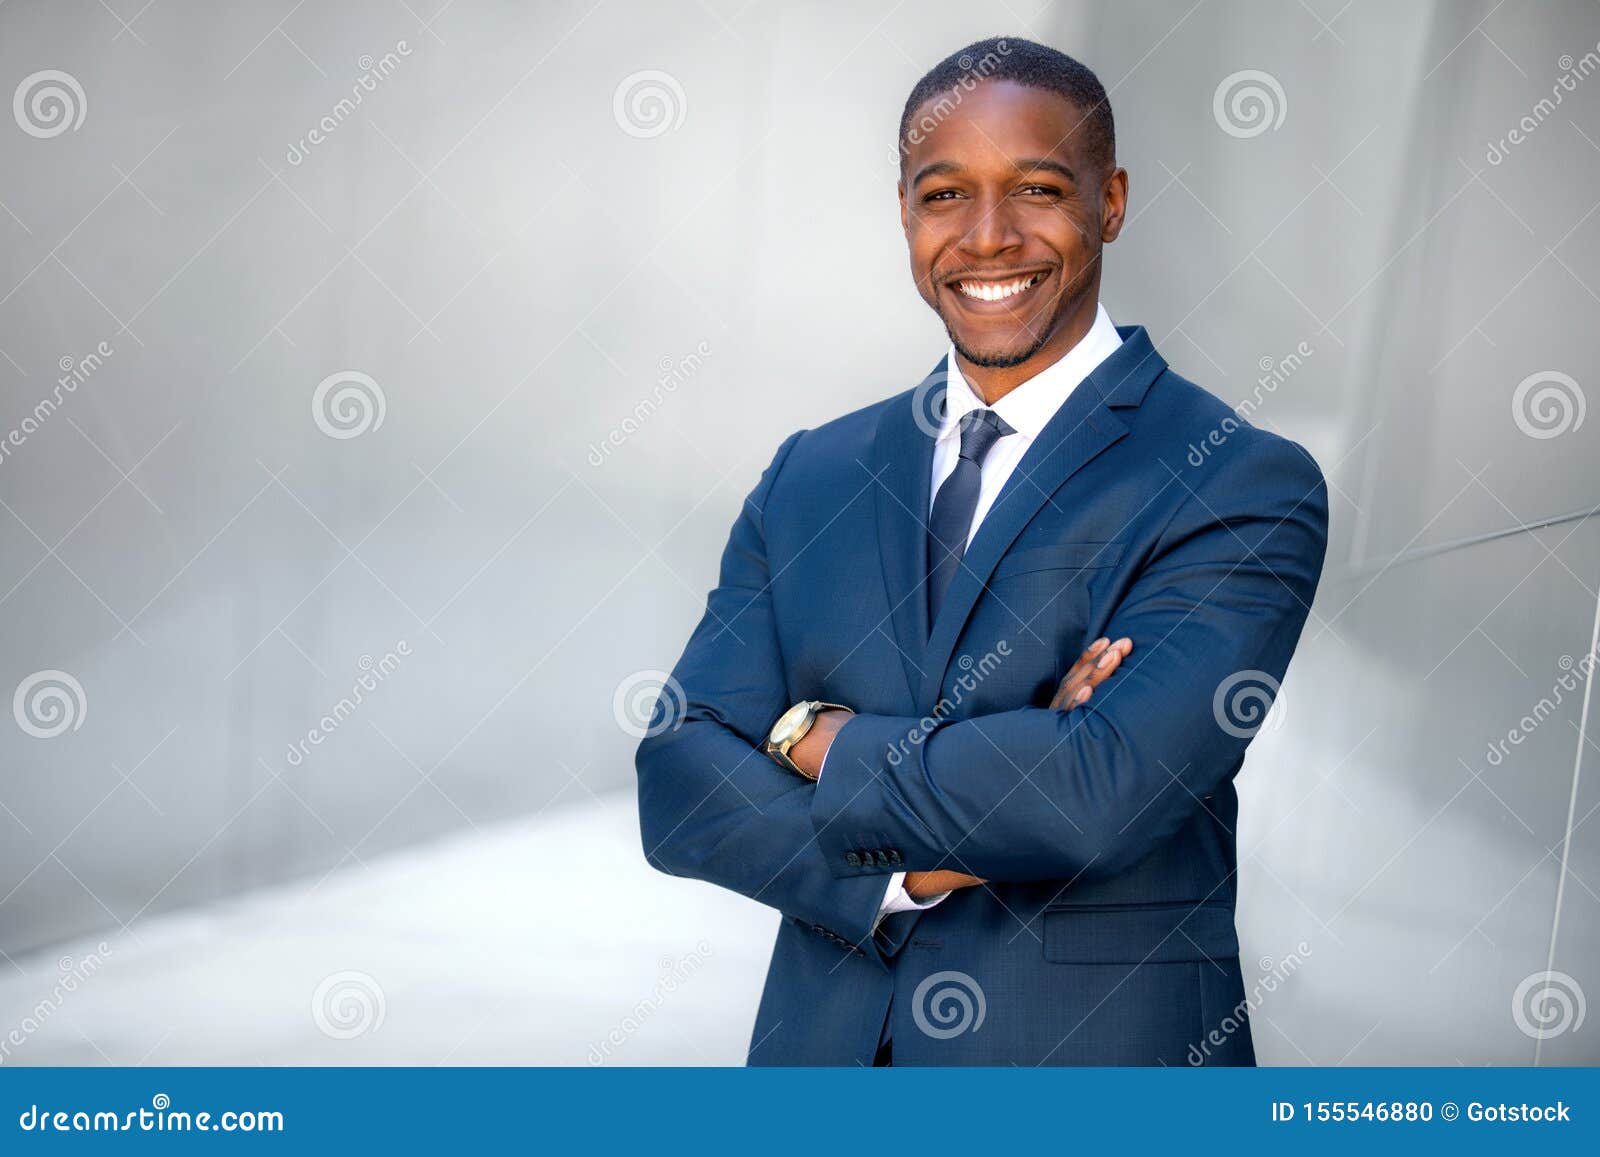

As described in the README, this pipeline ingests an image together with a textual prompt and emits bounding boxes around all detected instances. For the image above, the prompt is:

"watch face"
[770,702,811,745]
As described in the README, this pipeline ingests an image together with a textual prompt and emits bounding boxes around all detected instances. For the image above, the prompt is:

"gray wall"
[1,0,1596,1064]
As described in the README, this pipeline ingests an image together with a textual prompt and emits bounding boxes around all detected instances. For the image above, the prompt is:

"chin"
[949,328,1052,369]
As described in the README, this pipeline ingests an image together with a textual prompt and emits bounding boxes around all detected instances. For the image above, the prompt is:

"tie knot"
[956,408,1013,466]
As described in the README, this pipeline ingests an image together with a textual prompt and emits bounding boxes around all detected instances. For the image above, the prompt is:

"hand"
[1049,636,1133,711]
[788,708,852,781]
[905,639,1132,898]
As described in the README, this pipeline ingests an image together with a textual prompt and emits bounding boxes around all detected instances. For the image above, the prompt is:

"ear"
[1100,167,1128,243]
[898,178,910,237]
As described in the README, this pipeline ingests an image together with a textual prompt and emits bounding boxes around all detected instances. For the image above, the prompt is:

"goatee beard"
[948,326,1052,369]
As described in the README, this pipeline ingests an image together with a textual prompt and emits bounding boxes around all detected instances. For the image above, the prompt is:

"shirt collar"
[938,302,1123,444]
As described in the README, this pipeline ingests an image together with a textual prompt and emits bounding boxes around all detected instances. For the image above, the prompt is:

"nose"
[957,193,1023,259]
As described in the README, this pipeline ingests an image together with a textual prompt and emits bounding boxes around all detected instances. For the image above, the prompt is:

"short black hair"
[897,36,1115,178]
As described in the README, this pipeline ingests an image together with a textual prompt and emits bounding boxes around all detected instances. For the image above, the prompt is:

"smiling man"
[636,37,1329,1066]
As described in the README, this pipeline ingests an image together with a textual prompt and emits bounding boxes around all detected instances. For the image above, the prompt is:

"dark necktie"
[927,407,1014,626]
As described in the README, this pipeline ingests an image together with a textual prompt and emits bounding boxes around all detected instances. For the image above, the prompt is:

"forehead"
[904,79,1090,174]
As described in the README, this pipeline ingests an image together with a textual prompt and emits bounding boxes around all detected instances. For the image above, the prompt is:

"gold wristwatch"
[764,700,850,776]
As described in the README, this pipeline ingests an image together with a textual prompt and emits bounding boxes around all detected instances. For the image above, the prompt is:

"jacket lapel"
[868,358,947,710]
[915,326,1168,711]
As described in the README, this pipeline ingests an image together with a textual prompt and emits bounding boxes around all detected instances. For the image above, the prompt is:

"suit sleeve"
[634,429,919,963]
[809,433,1330,884]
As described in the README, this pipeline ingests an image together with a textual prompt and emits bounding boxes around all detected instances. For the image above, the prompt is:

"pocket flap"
[992,541,1125,579]
[1043,902,1238,964]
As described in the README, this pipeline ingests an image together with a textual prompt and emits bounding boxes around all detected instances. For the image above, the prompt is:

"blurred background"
[0,0,1597,1065]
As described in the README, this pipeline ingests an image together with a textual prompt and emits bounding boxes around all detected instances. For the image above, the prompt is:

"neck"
[956,292,1101,406]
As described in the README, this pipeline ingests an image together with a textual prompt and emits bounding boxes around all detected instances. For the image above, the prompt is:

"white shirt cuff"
[875,871,950,925]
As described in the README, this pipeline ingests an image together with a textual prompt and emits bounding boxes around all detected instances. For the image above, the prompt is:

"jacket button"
[887,849,903,865]
[844,851,861,868]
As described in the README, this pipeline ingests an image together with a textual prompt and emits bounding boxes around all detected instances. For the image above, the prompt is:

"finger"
[1062,637,1110,685]
[1084,645,1124,684]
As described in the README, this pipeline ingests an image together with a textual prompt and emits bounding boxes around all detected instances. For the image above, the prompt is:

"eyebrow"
[912,157,1078,187]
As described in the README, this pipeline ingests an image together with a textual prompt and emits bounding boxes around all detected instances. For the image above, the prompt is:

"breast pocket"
[990,541,1125,579]
[980,542,1125,687]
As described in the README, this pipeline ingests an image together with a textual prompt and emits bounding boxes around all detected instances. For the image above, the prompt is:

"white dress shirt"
[823,303,1125,926]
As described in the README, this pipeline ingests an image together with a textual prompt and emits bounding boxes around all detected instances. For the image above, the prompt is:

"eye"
[1017,183,1062,198]
[922,188,962,203]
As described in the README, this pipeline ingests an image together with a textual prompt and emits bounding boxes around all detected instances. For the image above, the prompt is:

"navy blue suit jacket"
[635,325,1329,1066]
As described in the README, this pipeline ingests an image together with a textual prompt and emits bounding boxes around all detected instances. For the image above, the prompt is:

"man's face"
[898,79,1125,369]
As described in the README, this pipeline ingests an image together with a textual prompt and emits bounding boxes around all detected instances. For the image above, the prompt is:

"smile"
[951,271,1048,303]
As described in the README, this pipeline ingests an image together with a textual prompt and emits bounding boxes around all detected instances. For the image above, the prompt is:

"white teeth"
[956,273,1041,301]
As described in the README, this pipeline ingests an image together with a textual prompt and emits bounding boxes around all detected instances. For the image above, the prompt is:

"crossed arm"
[636,428,1329,953]
[788,637,1134,898]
